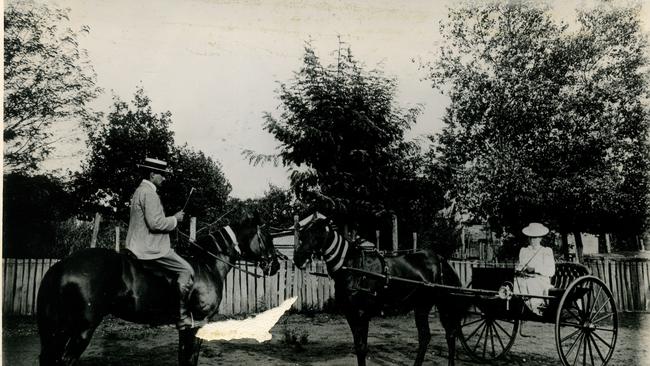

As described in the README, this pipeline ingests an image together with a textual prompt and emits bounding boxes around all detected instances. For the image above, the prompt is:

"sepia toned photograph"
[3,0,650,365]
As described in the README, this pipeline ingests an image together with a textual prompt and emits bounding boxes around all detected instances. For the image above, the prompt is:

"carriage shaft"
[340,266,555,300]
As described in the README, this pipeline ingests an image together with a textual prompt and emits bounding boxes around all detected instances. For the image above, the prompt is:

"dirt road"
[4,312,649,365]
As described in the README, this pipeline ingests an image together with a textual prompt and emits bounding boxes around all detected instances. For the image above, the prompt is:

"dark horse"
[294,214,466,366]
[37,216,280,366]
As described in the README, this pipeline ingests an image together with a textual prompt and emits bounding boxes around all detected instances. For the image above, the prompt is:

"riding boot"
[176,278,195,330]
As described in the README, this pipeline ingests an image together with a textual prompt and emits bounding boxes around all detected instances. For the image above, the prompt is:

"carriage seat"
[547,262,590,298]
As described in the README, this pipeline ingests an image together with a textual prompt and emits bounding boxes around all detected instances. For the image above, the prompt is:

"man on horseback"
[125,157,196,330]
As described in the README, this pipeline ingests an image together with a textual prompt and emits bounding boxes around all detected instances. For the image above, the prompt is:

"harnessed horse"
[294,214,467,366]
[36,217,280,366]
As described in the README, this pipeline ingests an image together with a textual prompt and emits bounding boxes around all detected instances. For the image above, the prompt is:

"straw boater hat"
[522,222,549,237]
[137,157,171,174]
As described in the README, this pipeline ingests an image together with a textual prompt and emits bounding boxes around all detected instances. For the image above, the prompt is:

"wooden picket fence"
[3,258,649,316]
[1,258,334,316]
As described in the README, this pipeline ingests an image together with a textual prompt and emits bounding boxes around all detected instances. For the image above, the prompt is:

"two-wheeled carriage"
[343,261,618,366]
[454,262,618,366]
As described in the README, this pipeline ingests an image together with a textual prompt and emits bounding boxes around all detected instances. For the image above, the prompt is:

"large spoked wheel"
[555,276,618,366]
[458,304,519,362]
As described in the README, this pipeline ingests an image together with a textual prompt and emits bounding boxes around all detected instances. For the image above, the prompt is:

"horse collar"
[324,231,348,273]
[223,226,241,254]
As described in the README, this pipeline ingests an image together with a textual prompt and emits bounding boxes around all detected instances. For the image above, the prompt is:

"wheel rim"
[555,276,618,366]
[459,304,519,362]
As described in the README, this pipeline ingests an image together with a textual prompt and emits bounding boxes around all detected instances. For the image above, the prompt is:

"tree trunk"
[573,231,584,263]
[561,232,570,261]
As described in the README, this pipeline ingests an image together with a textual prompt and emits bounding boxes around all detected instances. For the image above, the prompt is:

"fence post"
[90,212,102,248]
[375,230,380,250]
[114,226,120,252]
[190,217,197,242]
[293,215,300,248]
[460,225,466,259]
[391,214,398,252]
[413,232,417,250]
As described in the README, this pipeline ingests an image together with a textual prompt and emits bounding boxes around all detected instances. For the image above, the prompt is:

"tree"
[4,0,101,173]
[166,144,231,226]
[3,173,75,258]
[73,88,175,219]
[73,88,231,225]
[427,2,650,257]
[260,42,433,243]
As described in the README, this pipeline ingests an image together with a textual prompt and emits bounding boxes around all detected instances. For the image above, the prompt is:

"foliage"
[73,88,231,225]
[73,88,175,219]
[426,2,650,244]
[3,173,75,258]
[263,42,442,246]
[281,325,309,351]
[218,185,306,230]
[166,144,231,230]
[4,0,101,173]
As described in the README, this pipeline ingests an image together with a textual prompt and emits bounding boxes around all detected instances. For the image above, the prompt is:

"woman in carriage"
[514,222,556,315]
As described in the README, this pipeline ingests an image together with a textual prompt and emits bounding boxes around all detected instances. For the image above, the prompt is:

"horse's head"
[294,213,332,269]
[232,215,281,276]
[195,225,242,260]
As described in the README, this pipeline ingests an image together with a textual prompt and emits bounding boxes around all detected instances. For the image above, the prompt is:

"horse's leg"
[344,310,370,366]
[178,328,203,366]
[39,330,68,366]
[61,325,98,366]
[438,306,461,366]
[413,304,433,366]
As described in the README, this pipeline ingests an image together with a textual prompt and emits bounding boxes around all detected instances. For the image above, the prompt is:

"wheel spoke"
[489,323,496,357]
[565,331,584,359]
[591,312,613,326]
[560,321,583,328]
[588,286,604,319]
[481,321,490,358]
[587,334,596,366]
[589,301,610,324]
[473,321,488,352]
[572,332,584,366]
[465,320,486,343]
[491,321,507,351]
[591,330,614,350]
[588,331,606,363]
[463,317,485,328]
[582,332,588,366]
[560,327,583,344]
[493,319,513,339]
[592,327,615,332]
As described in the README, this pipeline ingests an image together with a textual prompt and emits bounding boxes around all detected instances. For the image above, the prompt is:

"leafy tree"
[3,173,75,258]
[427,2,650,258]
[251,184,309,229]
[73,88,231,225]
[260,42,435,245]
[166,144,231,227]
[4,0,101,173]
[73,88,175,219]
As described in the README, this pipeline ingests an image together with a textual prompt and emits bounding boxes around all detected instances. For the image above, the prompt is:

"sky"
[38,0,650,198]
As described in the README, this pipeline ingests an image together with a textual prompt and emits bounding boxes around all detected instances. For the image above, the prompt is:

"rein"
[177,231,262,278]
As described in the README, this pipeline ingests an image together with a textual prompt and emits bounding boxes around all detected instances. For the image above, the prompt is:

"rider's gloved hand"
[174,211,185,222]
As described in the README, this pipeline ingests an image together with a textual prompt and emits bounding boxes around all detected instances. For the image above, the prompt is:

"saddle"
[120,248,187,284]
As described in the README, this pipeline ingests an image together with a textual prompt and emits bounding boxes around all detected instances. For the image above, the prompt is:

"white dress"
[514,245,555,315]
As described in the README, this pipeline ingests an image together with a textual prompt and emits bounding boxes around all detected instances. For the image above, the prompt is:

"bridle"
[250,224,276,271]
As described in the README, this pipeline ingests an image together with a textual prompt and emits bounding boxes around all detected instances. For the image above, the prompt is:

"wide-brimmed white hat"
[522,222,549,237]
[137,157,171,174]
